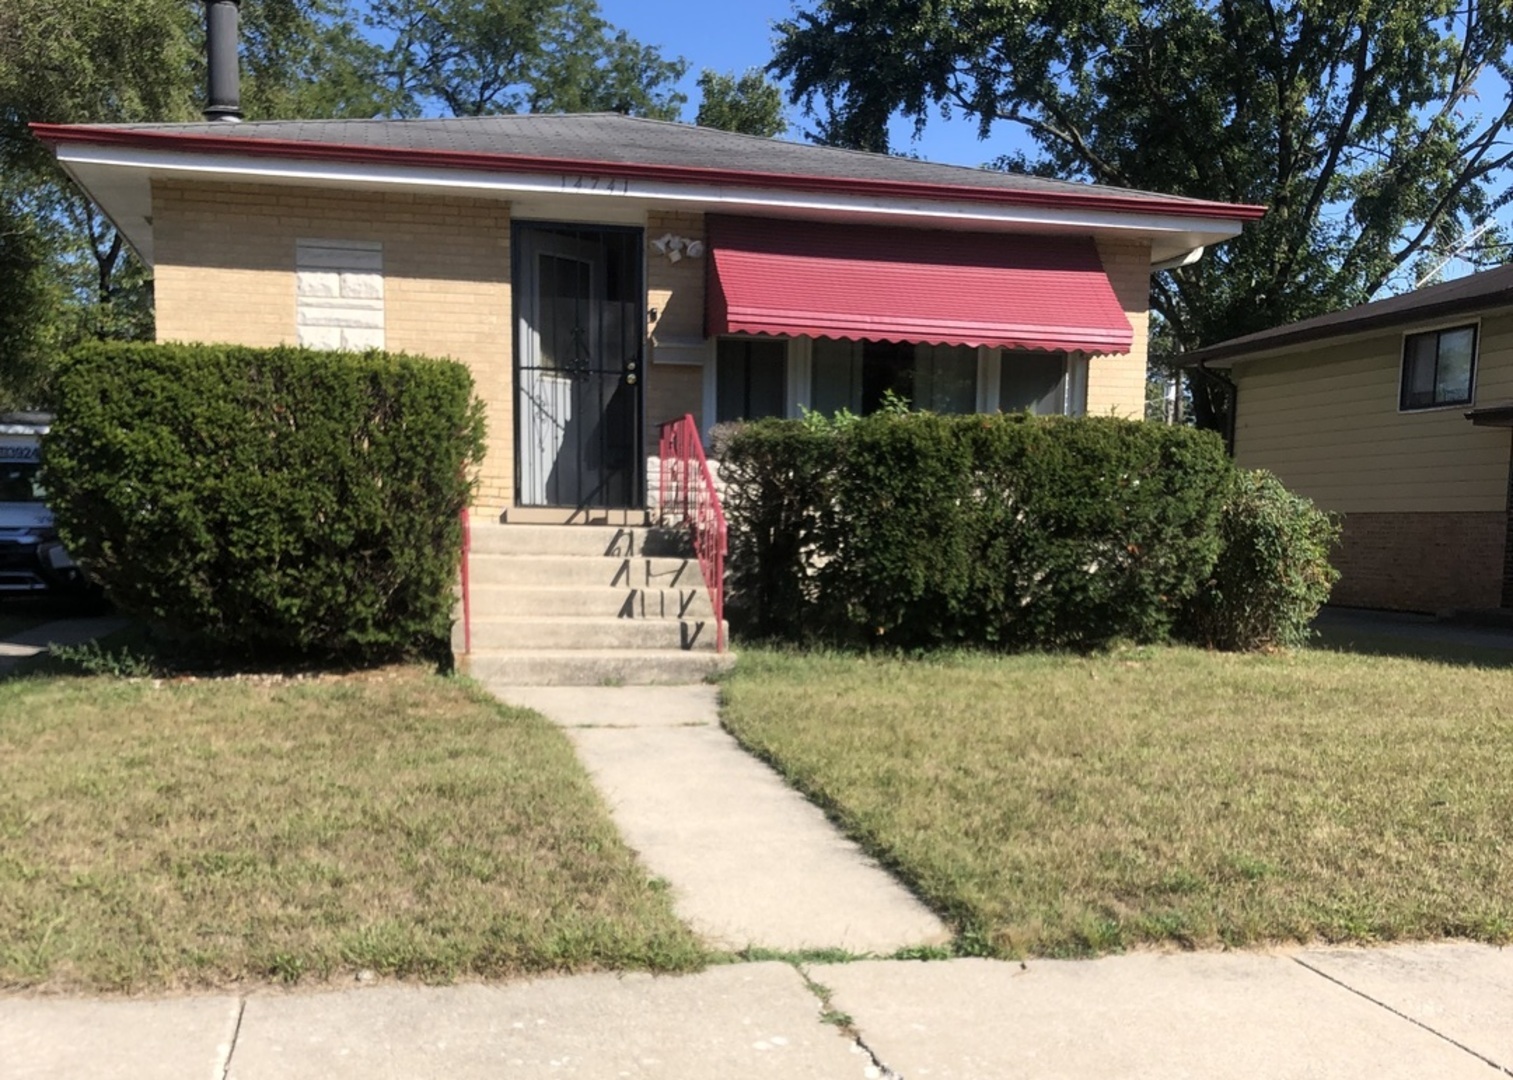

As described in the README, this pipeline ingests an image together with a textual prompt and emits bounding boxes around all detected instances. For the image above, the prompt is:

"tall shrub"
[44,342,486,661]
[1182,469,1340,650]
[721,412,1234,650]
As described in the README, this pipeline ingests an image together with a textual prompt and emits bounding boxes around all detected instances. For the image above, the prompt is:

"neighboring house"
[33,114,1262,523]
[1184,264,1513,614]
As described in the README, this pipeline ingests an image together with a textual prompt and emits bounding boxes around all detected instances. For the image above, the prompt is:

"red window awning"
[705,215,1134,354]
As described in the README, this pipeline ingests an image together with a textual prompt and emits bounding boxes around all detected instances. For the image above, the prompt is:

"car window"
[0,463,45,503]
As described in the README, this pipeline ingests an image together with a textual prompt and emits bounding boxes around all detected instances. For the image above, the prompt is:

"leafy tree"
[370,0,686,118]
[0,200,58,408]
[240,0,406,120]
[696,68,787,137]
[0,0,393,394]
[772,0,1513,426]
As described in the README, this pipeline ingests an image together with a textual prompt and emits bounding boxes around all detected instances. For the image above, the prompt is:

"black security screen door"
[514,223,643,509]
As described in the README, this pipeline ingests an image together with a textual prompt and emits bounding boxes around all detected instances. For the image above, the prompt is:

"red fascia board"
[29,122,1269,224]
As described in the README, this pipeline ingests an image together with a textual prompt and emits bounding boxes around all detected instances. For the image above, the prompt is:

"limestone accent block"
[296,239,386,350]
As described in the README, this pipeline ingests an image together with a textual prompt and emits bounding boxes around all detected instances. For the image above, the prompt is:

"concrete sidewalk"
[0,615,130,676]
[486,684,949,953]
[6,944,1511,1079]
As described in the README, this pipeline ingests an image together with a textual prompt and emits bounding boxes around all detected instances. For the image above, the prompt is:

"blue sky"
[594,0,1024,169]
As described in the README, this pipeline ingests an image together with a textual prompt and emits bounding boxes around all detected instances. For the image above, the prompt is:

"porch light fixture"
[650,233,703,263]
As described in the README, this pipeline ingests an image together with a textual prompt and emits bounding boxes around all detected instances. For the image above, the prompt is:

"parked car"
[0,413,89,596]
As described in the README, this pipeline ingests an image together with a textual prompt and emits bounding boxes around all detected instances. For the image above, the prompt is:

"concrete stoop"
[456,521,733,686]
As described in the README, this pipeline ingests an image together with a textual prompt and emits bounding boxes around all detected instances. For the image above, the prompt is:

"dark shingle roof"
[91,112,1221,208]
[1187,262,1513,366]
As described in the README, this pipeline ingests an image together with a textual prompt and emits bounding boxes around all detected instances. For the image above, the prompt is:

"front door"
[514,223,643,509]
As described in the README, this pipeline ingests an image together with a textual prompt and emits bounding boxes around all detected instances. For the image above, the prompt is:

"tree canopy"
[772,0,1513,423]
[369,0,686,118]
[696,68,787,138]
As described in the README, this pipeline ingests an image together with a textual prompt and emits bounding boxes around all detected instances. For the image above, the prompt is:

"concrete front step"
[467,584,715,620]
[467,553,700,589]
[464,649,734,686]
[469,523,693,558]
[458,616,723,652]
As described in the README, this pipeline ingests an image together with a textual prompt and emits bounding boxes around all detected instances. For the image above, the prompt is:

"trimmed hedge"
[721,411,1235,651]
[44,342,485,661]
[1184,469,1341,650]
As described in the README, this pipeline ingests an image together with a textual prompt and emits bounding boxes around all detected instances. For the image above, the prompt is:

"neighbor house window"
[296,239,384,351]
[1401,325,1477,410]
[811,340,977,415]
[716,337,787,422]
[999,353,1087,415]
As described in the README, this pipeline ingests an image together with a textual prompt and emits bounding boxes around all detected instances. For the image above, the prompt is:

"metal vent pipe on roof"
[203,0,243,123]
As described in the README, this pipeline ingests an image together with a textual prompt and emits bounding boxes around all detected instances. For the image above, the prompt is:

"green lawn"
[0,668,704,991]
[721,646,1513,958]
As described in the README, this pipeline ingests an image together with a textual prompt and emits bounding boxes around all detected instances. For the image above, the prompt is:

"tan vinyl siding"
[152,180,514,516]
[1232,314,1513,513]
[1085,237,1151,418]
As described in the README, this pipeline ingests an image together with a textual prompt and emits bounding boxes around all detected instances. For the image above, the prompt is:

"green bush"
[720,411,1234,651]
[1182,469,1340,650]
[44,342,485,662]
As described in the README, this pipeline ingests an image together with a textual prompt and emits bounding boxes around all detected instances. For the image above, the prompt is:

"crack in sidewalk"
[792,962,904,1079]
[216,997,247,1080]
[1292,957,1513,1077]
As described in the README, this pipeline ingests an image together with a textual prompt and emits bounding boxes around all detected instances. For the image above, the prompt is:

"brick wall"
[644,209,706,455]
[152,180,515,516]
[1086,237,1151,418]
[1330,511,1507,613]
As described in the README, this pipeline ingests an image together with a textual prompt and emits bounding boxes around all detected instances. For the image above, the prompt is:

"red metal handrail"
[459,505,472,656]
[657,414,727,652]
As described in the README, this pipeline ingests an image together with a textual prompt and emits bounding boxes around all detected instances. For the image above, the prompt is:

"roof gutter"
[30,123,1268,225]
[1184,287,1513,368]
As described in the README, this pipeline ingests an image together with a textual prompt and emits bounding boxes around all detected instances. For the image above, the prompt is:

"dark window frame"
[1399,323,1479,412]
[714,335,789,424]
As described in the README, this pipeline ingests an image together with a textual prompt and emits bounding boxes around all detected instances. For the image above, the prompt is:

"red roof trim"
[705,215,1134,354]
[30,122,1268,223]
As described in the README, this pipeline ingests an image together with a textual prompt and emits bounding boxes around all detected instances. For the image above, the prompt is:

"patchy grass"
[720,647,1513,958]
[0,668,705,992]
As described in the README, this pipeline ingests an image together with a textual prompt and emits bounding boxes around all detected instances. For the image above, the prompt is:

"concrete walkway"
[1312,606,1513,660]
[0,615,130,676]
[7,944,1512,1079]
[485,684,950,954]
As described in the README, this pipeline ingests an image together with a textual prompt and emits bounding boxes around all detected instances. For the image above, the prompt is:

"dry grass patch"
[721,647,1513,957]
[0,668,704,992]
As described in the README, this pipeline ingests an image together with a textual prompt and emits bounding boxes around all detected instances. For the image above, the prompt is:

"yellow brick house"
[36,113,1261,521]
[35,113,1261,680]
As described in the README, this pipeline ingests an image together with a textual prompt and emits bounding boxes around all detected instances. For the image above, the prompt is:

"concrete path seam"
[1292,956,1513,1077]
[793,963,904,1080]
[216,997,247,1080]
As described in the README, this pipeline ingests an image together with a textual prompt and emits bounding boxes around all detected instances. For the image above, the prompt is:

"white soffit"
[55,142,1240,269]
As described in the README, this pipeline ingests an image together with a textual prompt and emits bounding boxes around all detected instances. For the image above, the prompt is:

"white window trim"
[1066,355,1090,416]
[976,346,1001,413]
[787,338,813,417]
[1397,318,1480,414]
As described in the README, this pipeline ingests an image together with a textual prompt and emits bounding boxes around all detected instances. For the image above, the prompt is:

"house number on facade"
[561,175,631,195]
